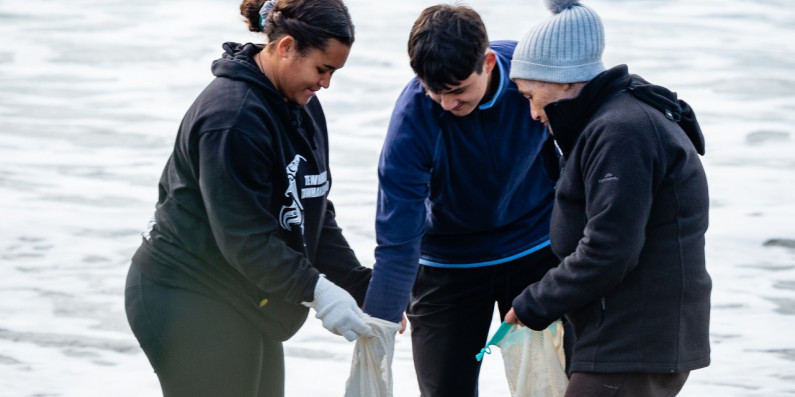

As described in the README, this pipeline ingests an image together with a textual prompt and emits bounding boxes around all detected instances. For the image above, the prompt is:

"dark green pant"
[125,265,285,397]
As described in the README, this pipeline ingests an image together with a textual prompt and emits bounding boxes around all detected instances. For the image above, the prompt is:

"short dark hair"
[408,5,489,93]
[240,0,355,53]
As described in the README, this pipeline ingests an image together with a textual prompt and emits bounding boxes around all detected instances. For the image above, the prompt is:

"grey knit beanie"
[510,0,605,83]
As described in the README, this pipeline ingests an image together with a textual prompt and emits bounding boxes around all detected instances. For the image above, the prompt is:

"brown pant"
[564,372,690,397]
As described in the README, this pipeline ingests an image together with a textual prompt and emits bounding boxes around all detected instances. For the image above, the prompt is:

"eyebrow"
[427,83,468,95]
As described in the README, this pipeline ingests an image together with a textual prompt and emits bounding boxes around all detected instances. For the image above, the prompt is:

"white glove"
[303,276,373,341]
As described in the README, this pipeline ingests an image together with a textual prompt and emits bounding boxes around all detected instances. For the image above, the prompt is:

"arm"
[199,129,371,340]
[513,123,661,330]
[300,97,372,305]
[197,128,318,304]
[363,90,435,323]
[313,200,372,307]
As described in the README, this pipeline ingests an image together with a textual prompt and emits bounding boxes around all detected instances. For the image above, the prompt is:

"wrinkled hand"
[303,277,373,341]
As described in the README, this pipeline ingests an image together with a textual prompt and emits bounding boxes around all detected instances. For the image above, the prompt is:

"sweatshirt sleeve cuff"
[512,290,557,331]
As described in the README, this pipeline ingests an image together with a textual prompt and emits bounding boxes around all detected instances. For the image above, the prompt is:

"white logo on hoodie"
[280,155,306,233]
[278,154,330,234]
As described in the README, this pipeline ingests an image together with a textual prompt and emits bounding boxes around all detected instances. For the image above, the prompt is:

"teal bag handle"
[474,320,561,361]
[475,321,514,361]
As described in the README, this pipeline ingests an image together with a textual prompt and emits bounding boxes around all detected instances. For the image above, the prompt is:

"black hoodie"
[512,65,712,373]
[132,42,371,340]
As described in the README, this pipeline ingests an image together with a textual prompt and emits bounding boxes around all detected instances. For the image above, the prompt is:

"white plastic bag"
[476,320,568,397]
[344,316,402,397]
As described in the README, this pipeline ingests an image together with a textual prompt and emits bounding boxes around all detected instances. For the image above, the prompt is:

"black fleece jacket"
[132,42,370,340]
[513,65,711,373]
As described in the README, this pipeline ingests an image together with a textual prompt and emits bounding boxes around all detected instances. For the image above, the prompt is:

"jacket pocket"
[569,299,605,337]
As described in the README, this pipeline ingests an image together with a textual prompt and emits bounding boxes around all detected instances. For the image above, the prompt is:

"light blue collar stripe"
[419,239,550,268]
[478,52,505,110]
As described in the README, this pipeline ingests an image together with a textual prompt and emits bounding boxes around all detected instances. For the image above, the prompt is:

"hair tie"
[258,0,276,30]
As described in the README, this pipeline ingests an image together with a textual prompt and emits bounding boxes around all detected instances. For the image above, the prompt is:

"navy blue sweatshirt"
[364,41,557,322]
[132,42,371,341]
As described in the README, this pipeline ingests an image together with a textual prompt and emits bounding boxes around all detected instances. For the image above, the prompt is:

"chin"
[292,95,312,106]
[451,106,475,117]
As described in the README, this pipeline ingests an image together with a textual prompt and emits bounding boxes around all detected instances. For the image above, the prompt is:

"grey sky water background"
[1,0,794,395]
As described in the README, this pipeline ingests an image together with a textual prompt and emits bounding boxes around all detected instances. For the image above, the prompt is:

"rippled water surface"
[1,0,794,395]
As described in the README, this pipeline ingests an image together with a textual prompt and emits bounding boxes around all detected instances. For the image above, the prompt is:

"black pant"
[125,265,285,397]
[564,372,690,397]
[407,247,561,397]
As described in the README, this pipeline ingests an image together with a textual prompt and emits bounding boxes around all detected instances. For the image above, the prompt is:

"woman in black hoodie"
[124,1,372,395]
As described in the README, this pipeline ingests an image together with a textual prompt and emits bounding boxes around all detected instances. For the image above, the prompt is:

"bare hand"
[399,313,407,334]
[504,308,526,327]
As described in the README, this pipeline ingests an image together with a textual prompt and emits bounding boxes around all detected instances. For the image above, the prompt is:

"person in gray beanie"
[504,0,712,396]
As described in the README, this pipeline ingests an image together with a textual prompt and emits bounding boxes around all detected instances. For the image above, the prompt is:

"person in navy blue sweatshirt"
[506,1,711,396]
[361,5,560,396]
[124,1,373,396]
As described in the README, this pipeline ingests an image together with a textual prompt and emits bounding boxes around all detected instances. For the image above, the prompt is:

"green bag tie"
[475,321,514,361]
[474,320,561,361]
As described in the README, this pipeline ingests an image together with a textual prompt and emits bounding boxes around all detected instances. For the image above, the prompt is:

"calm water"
[1,0,794,395]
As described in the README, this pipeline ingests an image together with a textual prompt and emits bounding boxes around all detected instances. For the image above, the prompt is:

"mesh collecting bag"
[476,320,568,397]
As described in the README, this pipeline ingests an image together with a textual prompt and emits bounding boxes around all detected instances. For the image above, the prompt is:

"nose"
[319,71,333,89]
[439,94,458,111]
[529,101,541,121]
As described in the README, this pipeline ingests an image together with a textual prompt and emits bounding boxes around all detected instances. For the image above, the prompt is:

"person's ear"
[276,35,296,58]
[483,50,497,74]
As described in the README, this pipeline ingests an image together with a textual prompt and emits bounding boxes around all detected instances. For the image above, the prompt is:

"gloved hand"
[303,276,373,341]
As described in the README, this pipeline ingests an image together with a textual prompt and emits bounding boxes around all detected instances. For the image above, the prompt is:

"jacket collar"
[545,65,631,158]
[478,51,508,111]
[546,64,706,158]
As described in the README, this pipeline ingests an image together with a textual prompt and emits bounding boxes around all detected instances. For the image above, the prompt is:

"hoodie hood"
[547,65,705,158]
[211,42,284,104]
[211,42,312,141]
[626,76,705,155]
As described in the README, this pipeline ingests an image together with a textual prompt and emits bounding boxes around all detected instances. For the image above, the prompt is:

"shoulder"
[490,40,518,60]
[603,92,673,142]
[582,96,663,158]
[382,79,441,157]
[390,78,438,128]
[397,77,429,105]
[188,78,279,142]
